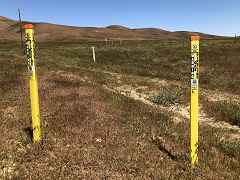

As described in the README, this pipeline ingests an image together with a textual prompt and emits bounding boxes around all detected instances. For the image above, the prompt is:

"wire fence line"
[2,36,238,48]
[75,37,240,48]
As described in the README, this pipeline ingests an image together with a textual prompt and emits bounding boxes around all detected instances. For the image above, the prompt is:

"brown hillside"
[133,28,171,37]
[172,31,219,39]
[0,16,224,42]
[0,16,21,41]
[0,16,17,30]
[106,25,130,30]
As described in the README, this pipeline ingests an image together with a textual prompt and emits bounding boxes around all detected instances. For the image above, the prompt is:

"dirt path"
[54,67,240,140]
[87,68,240,131]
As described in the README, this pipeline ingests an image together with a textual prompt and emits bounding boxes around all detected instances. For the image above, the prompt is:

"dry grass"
[0,41,240,179]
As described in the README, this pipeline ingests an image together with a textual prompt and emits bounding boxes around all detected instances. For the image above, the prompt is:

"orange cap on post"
[24,24,34,29]
[190,36,200,41]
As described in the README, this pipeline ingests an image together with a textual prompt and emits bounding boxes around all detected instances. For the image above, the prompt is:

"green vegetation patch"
[218,138,240,159]
[152,87,186,106]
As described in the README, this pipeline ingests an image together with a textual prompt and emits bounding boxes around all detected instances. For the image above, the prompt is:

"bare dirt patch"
[92,69,240,134]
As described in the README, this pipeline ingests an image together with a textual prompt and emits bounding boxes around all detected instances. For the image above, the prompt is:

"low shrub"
[152,88,185,106]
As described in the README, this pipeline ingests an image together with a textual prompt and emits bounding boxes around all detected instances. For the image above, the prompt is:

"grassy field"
[0,41,239,179]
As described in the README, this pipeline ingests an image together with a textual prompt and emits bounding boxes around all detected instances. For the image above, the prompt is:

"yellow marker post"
[190,36,200,165]
[25,24,41,142]
[91,46,96,63]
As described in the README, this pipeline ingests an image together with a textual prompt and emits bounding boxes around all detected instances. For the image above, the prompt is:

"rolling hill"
[0,16,221,42]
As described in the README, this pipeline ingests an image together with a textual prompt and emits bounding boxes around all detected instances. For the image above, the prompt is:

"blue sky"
[0,0,239,36]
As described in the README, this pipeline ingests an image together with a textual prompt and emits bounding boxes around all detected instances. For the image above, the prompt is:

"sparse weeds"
[218,138,240,159]
[132,114,173,139]
[119,152,146,174]
[212,100,240,126]
[203,99,240,126]
[201,68,240,92]
[201,45,240,93]
[0,58,26,96]
[53,78,82,88]
[201,68,221,85]
[168,57,181,62]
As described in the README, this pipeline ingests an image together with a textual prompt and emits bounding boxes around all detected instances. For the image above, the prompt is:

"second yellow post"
[190,35,200,165]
